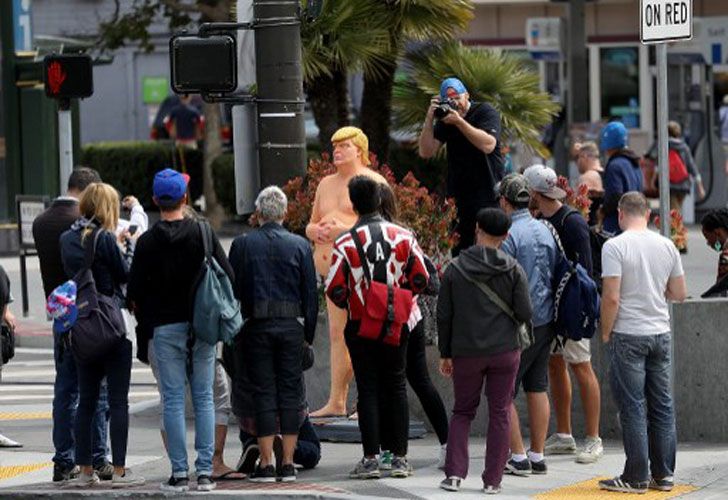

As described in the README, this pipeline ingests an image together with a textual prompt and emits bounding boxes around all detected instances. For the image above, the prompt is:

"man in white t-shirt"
[598,192,686,495]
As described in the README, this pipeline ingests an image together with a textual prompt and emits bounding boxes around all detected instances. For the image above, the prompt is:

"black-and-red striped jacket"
[325,215,429,320]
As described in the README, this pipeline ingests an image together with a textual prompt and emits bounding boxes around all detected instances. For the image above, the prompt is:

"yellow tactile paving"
[0,463,52,481]
[0,411,52,421]
[535,477,697,499]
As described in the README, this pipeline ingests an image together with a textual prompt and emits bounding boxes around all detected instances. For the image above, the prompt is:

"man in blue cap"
[418,77,504,256]
[599,121,643,234]
[128,168,235,493]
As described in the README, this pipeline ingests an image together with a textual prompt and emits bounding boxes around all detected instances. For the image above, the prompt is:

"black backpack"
[70,229,126,364]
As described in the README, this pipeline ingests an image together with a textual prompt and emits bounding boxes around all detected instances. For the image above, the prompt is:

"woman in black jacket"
[60,182,143,488]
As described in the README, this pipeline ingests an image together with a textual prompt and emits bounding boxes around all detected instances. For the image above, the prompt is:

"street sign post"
[640,0,693,239]
[15,195,49,317]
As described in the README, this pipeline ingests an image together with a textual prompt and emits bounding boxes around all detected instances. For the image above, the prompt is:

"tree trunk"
[360,56,397,164]
[305,67,349,153]
[202,102,226,229]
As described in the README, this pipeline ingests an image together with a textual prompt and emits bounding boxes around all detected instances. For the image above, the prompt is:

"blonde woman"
[59,183,143,488]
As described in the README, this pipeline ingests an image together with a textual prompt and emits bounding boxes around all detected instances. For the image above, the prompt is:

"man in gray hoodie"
[438,208,532,495]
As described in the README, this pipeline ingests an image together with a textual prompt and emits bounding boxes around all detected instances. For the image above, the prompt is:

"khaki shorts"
[551,338,591,365]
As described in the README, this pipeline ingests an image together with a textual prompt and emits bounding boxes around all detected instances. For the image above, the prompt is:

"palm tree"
[393,42,560,157]
[359,0,473,162]
[300,0,392,148]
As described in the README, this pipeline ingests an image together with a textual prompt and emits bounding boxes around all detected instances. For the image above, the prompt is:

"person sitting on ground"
[326,176,429,480]
[378,184,449,469]
[437,208,532,495]
[0,264,22,449]
[128,169,234,493]
[700,208,728,297]
[59,183,143,488]
[524,165,604,464]
[228,186,318,483]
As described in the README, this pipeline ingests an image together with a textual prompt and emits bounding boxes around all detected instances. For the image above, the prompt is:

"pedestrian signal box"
[170,35,237,94]
[43,54,94,99]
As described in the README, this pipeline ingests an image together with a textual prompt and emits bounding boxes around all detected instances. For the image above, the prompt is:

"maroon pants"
[445,349,520,487]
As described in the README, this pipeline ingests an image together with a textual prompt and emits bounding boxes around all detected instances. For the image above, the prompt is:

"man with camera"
[418,77,504,256]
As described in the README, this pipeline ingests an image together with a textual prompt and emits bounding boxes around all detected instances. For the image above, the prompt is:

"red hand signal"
[47,61,67,95]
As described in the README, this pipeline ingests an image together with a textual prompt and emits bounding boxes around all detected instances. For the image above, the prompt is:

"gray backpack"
[192,221,243,345]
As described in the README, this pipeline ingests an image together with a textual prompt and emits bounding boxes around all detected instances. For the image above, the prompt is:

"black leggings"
[406,321,449,445]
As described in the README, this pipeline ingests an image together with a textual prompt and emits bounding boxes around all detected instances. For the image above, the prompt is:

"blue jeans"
[154,323,216,478]
[75,338,132,467]
[52,331,108,469]
[609,333,676,483]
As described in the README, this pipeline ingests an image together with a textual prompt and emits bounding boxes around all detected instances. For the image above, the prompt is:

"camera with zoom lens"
[433,98,458,119]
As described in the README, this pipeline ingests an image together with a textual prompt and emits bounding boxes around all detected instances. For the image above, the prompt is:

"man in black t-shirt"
[0,265,22,448]
[524,164,604,466]
[418,77,504,255]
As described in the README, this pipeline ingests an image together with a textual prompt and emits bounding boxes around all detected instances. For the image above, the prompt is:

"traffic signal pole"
[57,98,73,195]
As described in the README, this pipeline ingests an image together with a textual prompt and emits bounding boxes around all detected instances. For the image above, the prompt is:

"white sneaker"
[436,444,447,470]
[62,471,99,488]
[112,469,146,488]
[544,434,576,455]
[0,433,22,448]
[484,485,502,494]
[576,436,603,464]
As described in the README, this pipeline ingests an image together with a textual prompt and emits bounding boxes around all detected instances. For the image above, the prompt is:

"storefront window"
[600,47,640,128]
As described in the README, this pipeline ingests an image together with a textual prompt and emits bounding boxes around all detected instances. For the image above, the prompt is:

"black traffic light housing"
[43,54,93,99]
[169,34,237,94]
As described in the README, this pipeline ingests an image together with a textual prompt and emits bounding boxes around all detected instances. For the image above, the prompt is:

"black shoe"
[530,458,547,475]
[236,442,260,474]
[505,458,531,476]
[599,477,648,493]
[196,475,217,491]
[649,477,674,491]
[278,463,296,482]
[160,475,189,492]
[53,464,80,482]
[249,464,276,483]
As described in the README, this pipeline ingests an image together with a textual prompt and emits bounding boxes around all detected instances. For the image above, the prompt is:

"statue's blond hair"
[331,126,370,166]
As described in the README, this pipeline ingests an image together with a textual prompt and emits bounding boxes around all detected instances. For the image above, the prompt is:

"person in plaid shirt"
[326,176,428,480]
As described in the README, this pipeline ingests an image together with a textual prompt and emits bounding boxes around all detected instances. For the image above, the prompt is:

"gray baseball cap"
[523,164,566,200]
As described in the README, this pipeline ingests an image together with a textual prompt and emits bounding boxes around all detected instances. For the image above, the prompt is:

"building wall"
[31,0,172,145]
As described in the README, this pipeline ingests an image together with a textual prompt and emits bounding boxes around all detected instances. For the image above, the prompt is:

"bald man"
[306,127,387,418]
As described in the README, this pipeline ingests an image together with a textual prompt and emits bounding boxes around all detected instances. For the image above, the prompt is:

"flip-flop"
[310,414,347,420]
[212,470,247,481]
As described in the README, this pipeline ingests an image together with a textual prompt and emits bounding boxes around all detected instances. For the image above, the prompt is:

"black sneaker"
[439,476,462,491]
[505,458,531,476]
[649,477,674,491]
[278,463,296,482]
[249,464,277,483]
[236,442,260,474]
[599,477,648,493]
[53,464,80,482]
[530,458,547,475]
[160,475,189,492]
[196,475,216,491]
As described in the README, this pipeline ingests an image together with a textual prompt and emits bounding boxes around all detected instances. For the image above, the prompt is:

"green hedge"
[80,141,203,209]
[212,153,235,214]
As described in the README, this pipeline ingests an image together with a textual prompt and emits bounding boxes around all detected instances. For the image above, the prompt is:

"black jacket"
[437,245,532,358]
[228,222,318,344]
[128,217,234,358]
[60,218,130,305]
[33,198,79,297]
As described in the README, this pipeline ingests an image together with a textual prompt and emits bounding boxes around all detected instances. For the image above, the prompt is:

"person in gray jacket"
[437,208,533,495]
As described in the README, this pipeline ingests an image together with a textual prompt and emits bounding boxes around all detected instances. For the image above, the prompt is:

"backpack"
[542,220,601,342]
[192,221,243,345]
[1,321,15,365]
[70,229,127,364]
[668,148,689,184]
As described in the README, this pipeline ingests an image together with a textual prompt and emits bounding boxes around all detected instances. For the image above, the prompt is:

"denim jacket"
[228,222,318,343]
[501,209,557,327]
